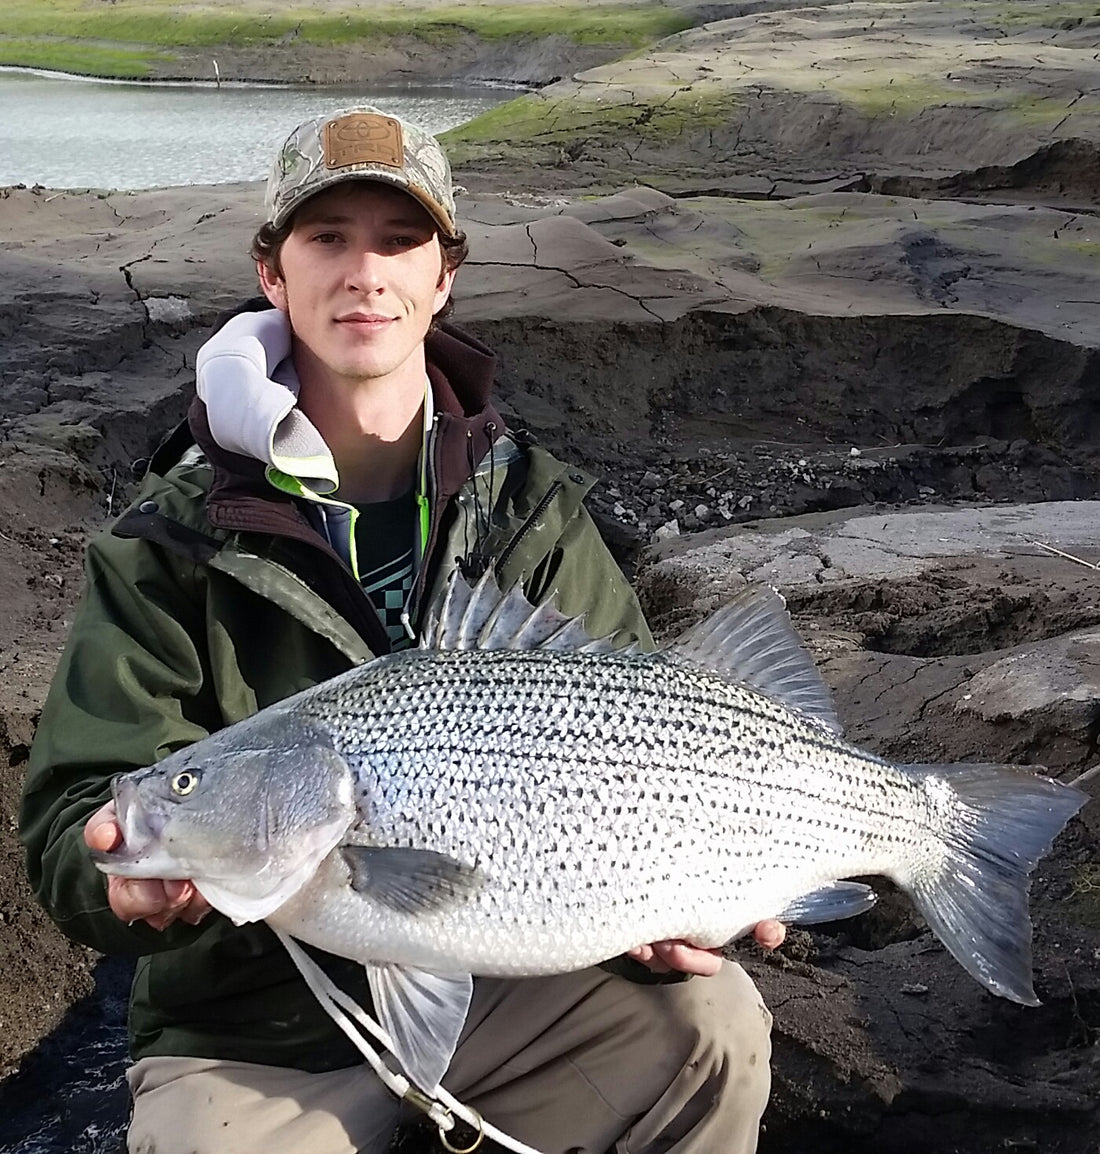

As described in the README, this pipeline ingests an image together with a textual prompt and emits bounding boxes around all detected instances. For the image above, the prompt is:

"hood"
[189,302,504,525]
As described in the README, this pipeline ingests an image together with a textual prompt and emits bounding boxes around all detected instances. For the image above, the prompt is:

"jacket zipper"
[494,480,564,574]
[401,413,441,641]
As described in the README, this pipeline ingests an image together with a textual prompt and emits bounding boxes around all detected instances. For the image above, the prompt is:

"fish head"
[92,717,356,924]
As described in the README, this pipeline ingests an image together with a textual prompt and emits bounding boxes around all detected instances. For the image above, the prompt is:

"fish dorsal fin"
[421,567,641,655]
[663,585,842,735]
[366,963,473,1093]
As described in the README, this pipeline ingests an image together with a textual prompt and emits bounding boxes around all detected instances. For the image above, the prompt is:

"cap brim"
[271,170,456,237]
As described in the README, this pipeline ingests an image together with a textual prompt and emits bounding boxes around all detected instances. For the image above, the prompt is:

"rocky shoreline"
[2,3,1100,1152]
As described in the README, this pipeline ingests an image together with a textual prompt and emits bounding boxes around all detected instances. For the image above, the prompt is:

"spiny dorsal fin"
[663,585,842,734]
[421,568,642,655]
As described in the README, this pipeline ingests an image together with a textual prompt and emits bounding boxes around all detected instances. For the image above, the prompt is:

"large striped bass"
[93,571,1085,1092]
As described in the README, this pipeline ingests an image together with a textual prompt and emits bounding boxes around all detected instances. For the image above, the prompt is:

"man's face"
[258,181,455,390]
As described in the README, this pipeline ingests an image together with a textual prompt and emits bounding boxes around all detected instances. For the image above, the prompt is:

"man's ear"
[432,266,457,316]
[257,259,288,312]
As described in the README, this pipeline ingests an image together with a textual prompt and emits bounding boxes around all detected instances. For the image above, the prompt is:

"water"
[0,958,433,1154]
[0,70,512,190]
[0,959,131,1154]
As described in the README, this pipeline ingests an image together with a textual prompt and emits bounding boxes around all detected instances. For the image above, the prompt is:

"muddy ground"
[3,3,1100,1152]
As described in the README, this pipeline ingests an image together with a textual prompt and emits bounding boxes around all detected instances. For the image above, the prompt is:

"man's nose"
[346,247,385,293]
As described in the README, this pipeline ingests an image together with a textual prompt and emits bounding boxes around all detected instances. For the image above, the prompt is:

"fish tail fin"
[903,763,1085,1006]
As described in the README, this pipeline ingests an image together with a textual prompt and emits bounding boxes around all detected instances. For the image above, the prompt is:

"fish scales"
[266,647,934,976]
[94,573,1086,1092]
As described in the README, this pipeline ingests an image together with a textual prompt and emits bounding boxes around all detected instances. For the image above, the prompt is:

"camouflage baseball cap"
[264,106,457,237]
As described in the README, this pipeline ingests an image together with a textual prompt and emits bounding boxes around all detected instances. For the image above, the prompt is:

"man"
[21,107,777,1154]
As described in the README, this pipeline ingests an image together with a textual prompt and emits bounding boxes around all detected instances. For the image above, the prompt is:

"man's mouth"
[335,313,396,326]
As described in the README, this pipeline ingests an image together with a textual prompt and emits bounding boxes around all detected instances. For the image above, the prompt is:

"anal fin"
[777,881,877,925]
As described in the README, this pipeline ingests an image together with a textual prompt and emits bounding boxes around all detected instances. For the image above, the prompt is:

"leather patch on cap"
[323,113,404,170]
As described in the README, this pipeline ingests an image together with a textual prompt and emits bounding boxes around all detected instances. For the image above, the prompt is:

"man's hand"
[84,802,212,931]
[628,920,787,976]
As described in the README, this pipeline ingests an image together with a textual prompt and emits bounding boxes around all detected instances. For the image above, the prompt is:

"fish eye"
[171,769,201,797]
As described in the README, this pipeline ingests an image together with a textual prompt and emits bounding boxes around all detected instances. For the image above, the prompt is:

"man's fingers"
[105,872,212,930]
[629,940,723,976]
[163,879,196,905]
[653,941,723,977]
[180,903,212,927]
[108,876,172,922]
[171,882,213,925]
[752,920,786,950]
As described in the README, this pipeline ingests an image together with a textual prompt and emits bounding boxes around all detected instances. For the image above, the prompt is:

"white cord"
[275,931,546,1154]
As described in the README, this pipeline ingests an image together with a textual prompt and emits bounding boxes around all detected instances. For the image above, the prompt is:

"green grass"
[787,75,1100,125]
[997,91,1100,128]
[442,87,743,166]
[979,1,1100,31]
[0,37,173,77]
[0,3,690,50]
[1062,239,1100,258]
[1067,863,1100,929]
[832,78,982,118]
[0,1,689,79]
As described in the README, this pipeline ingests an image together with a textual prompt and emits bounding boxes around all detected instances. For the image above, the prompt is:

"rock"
[447,2,1100,206]
[956,629,1100,737]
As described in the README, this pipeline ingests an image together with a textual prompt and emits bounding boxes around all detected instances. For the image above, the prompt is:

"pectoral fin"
[366,963,473,1093]
[777,881,877,925]
[341,845,480,914]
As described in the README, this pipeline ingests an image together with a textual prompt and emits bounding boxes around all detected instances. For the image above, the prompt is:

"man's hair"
[250,210,469,321]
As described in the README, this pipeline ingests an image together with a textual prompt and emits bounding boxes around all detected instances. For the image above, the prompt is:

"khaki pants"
[127,962,771,1154]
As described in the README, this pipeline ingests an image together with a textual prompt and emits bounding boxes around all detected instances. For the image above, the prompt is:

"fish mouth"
[89,774,183,879]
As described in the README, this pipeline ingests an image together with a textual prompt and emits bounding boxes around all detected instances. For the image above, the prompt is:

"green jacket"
[21,331,654,1070]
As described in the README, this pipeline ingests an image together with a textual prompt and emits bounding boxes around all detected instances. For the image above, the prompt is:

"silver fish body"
[272,646,933,976]
[95,574,1085,1091]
